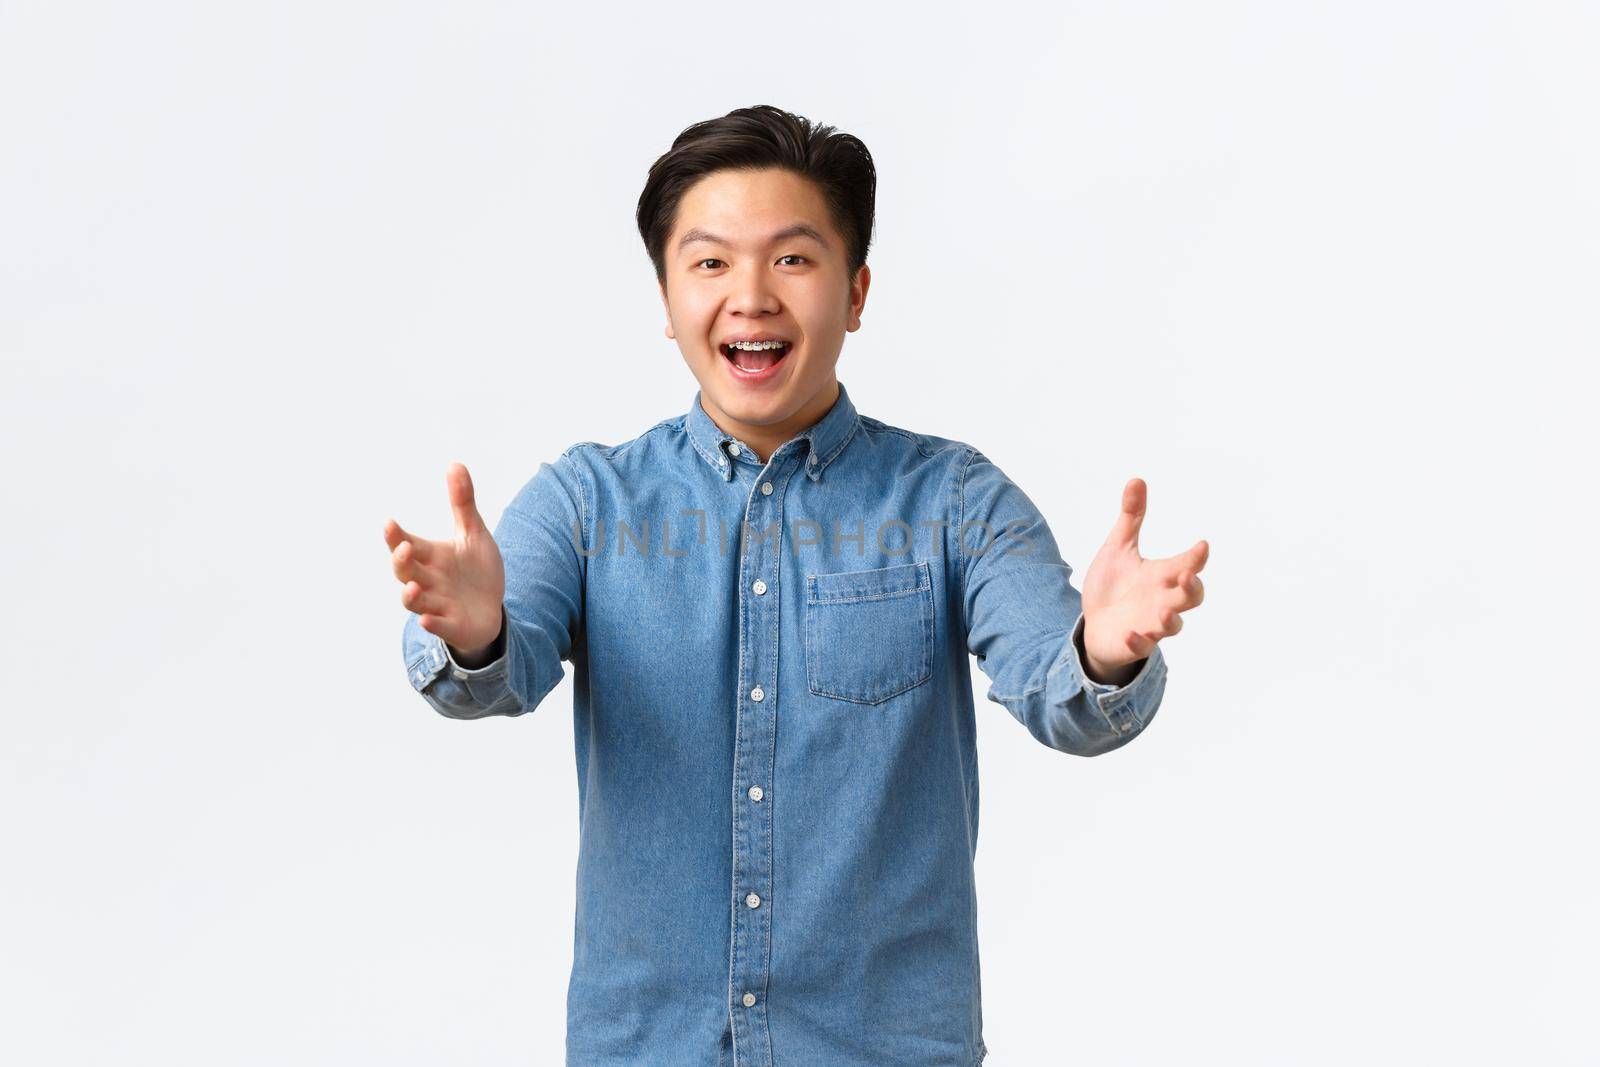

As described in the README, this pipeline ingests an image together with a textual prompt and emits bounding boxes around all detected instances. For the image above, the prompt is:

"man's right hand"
[385,462,506,664]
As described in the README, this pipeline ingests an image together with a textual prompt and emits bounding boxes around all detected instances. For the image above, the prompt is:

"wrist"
[1079,616,1141,688]
[449,642,498,670]
[448,608,506,669]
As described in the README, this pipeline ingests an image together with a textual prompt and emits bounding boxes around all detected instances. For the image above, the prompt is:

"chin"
[705,364,804,409]
[711,388,789,420]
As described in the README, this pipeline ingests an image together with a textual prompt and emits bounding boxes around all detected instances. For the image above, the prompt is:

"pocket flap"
[806,559,930,604]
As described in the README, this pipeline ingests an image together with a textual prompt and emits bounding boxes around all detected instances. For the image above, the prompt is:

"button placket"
[727,449,792,1066]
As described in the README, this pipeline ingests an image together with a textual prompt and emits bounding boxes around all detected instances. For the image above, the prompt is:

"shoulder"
[854,411,977,467]
[854,410,1033,518]
[852,413,994,510]
[556,413,683,473]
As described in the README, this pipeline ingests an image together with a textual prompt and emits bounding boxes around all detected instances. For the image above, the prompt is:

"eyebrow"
[676,223,830,253]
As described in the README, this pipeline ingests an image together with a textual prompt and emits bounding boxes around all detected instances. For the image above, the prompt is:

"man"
[385,104,1207,1067]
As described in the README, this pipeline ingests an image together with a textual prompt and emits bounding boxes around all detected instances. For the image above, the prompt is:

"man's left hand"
[1080,478,1208,684]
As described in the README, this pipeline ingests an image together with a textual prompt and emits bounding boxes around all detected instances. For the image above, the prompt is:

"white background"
[3,2,1595,1063]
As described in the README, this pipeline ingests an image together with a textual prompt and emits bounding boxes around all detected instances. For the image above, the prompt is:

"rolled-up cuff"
[1066,613,1168,738]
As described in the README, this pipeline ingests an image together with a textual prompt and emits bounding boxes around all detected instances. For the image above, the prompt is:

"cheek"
[675,301,718,341]
[793,283,845,328]
[664,285,702,313]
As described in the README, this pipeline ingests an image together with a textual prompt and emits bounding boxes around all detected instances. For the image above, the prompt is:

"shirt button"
[748,785,763,801]
[807,453,817,466]
[760,481,773,495]
[746,892,761,908]
[752,579,767,595]
[727,443,741,457]
[750,686,764,702]
[742,992,757,1007]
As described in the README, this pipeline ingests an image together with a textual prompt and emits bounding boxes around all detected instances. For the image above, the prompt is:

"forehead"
[671,167,837,249]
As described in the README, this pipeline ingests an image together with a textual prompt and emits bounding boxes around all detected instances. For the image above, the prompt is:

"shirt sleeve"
[401,449,588,720]
[958,448,1167,756]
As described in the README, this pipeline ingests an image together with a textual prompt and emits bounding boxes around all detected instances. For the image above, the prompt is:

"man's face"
[659,167,869,445]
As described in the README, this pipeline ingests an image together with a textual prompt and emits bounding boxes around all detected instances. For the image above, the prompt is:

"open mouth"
[721,341,792,374]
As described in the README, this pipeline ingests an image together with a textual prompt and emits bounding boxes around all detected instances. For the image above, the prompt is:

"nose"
[726,260,780,317]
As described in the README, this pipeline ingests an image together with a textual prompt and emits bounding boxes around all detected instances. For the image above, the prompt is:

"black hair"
[636,104,876,288]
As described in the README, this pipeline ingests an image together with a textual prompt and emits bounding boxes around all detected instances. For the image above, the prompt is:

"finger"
[385,518,435,564]
[1167,572,1204,609]
[1125,630,1158,658]
[391,539,438,584]
[1108,478,1147,551]
[448,463,487,539]
[392,540,415,583]
[1159,543,1208,583]
[401,580,450,618]
[417,613,455,642]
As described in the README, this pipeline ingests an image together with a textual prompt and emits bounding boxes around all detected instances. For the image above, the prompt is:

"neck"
[703,378,840,464]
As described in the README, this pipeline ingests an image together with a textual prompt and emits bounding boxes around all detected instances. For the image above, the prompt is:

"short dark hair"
[636,104,877,289]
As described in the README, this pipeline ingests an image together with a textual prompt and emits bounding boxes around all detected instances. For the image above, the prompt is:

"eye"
[778,255,807,266]
[697,258,725,270]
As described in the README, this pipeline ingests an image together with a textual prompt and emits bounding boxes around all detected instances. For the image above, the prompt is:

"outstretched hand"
[384,463,506,660]
[1080,478,1207,683]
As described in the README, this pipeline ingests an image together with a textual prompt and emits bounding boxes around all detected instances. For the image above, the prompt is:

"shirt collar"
[685,380,859,483]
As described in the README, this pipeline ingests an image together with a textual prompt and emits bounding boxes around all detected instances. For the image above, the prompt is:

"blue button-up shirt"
[401,380,1168,1066]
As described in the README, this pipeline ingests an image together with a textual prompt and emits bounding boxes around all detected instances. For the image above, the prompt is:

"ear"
[659,279,674,340]
[846,264,871,333]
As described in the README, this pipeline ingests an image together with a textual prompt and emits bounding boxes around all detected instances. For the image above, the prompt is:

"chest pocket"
[804,560,934,705]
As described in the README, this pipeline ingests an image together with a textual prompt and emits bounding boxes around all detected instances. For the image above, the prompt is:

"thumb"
[1108,477,1147,551]
[447,462,487,538]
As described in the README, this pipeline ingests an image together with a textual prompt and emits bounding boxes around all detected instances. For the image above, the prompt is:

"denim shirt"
[400,381,1168,1066]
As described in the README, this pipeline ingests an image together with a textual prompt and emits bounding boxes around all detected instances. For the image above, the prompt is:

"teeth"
[728,340,787,351]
